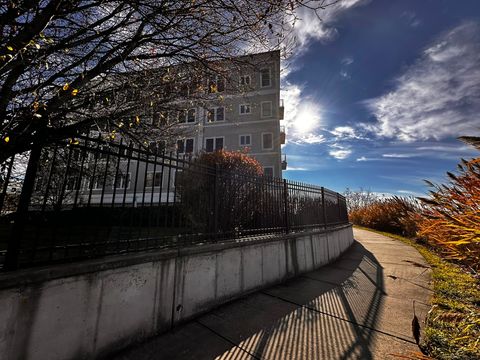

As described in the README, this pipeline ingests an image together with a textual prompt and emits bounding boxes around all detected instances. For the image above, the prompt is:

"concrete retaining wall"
[0,224,353,360]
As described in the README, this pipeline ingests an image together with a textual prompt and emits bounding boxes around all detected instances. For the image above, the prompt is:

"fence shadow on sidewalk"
[113,241,385,360]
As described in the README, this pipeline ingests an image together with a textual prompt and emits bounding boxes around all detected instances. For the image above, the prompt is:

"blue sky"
[281,0,480,196]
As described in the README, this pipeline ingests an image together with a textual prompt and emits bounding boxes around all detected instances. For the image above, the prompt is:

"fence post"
[4,144,42,271]
[0,156,14,212]
[337,193,342,224]
[283,179,289,234]
[321,187,327,229]
[213,164,219,241]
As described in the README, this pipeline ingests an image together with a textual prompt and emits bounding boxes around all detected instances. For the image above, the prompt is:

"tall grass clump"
[348,195,421,238]
[417,158,480,273]
[345,144,479,272]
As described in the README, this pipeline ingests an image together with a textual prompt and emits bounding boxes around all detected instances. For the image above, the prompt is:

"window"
[262,133,273,150]
[187,108,196,123]
[208,75,225,93]
[239,135,251,146]
[114,173,131,189]
[155,111,169,126]
[98,145,108,160]
[207,107,225,122]
[261,101,273,117]
[239,104,251,115]
[205,137,224,152]
[177,138,194,154]
[65,176,77,191]
[240,75,251,86]
[92,175,108,190]
[146,171,162,188]
[178,108,196,123]
[263,167,274,178]
[260,68,271,87]
[148,140,165,155]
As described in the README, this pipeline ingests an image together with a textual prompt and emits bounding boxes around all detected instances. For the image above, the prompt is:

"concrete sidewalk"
[113,228,433,360]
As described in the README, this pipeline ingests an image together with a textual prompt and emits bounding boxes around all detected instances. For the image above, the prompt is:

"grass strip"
[354,226,480,360]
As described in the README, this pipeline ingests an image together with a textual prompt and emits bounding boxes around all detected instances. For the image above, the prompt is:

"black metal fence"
[0,135,348,270]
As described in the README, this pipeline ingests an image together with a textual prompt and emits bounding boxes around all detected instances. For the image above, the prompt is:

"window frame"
[239,103,251,115]
[260,68,272,88]
[262,132,274,150]
[208,74,226,93]
[114,172,131,190]
[145,171,163,188]
[206,106,225,123]
[205,136,225,153]
[261,101,273,118]
[240,74,251,86]
[239,134,252,147]
[263,166,274,178]
[177,137,195,154]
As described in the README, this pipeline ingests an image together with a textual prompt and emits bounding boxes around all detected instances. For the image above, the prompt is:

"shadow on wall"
[113,241,385,360]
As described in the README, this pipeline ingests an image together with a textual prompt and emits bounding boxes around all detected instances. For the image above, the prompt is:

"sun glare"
[293,103,322,135]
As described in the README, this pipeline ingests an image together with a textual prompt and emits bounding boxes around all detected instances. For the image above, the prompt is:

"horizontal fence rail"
[0,135,349,270]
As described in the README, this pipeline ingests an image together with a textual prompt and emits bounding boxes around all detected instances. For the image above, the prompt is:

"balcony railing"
[279,99,284,120]
[282,154,287,170]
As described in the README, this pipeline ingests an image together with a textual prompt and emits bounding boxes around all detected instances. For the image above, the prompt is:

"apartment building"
[33,51,286,206]
[170,50,286,178]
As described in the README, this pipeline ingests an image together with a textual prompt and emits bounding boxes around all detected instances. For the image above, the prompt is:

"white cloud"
[366,21,480,142]
[382,153,416,158]
[286,0,368,58]
[330,126,365,139]
[329,149,352,160]
[397,189,424,196]
[285,166,308,171]
[356,156,381,162]
[281,1,369,147]
[341,57,354,66]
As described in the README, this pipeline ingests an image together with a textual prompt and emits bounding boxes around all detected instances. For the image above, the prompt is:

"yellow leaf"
[63,83,69,91]
[35,44,40,49]
[4,136,10,143]
[71,89,78,96]
[6,46,13,51]
[135,115,140,124]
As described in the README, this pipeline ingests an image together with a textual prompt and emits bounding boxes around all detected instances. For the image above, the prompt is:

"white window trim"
[239,134,252,146]
[113,172,131,190]
[145,171,163,188]
[240,74,251,86]
[239,103,251,115]
[263,166,274,178]
[204,136,225,152]
[208,75,226,93]
[187,108,196,123]
[260,67,272,88]
[177,108,197,124]
[206,107,225,123]
[177,138,195,154]
[262,132,274,150]
[261,101,273,118]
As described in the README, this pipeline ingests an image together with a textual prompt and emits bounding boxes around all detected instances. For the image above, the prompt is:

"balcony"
[282,154,287,170]
[279,99,284,120]
[280,125,286,144]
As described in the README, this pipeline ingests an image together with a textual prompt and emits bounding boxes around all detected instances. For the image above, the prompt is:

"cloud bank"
[366,21,480,142]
